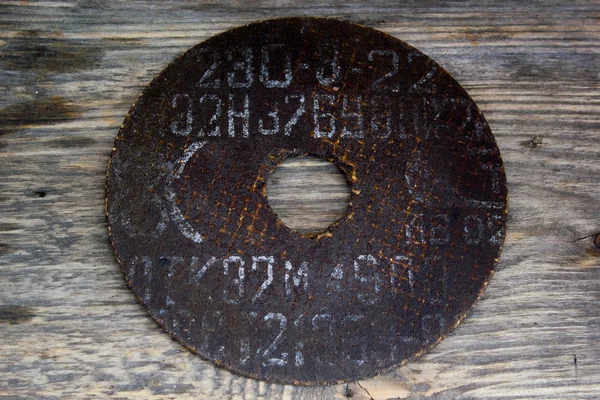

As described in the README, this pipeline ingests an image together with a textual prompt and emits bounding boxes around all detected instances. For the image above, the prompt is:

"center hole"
[266,155,352,235]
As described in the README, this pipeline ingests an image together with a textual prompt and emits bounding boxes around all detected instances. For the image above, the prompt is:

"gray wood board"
[1,1,599,399]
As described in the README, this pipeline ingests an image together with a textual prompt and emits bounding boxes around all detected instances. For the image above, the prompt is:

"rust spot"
[577,251,598,269]
[0,96,81,134]
[585,248,600,257]
[465,30,479,46]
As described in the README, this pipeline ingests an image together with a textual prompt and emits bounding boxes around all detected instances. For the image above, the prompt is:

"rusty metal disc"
[106,17,507,385]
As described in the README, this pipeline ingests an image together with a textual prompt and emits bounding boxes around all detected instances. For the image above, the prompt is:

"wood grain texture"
[266,156,351,234]
[1,1,599,399]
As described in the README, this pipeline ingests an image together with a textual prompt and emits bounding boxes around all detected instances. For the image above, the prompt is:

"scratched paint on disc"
[106,17,507,384]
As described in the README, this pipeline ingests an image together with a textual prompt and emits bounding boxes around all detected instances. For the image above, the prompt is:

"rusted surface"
[106,17,507,384]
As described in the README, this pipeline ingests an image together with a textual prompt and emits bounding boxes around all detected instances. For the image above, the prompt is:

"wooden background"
[1,1,599,399]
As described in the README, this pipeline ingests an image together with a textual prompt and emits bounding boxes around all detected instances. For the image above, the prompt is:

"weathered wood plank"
[1,1,599,399]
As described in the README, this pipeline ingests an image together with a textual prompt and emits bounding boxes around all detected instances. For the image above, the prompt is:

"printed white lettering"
[227,48,253,88]
[197,50,221,89]
[170,94,193,136]
[228,94,250,138]
[341,95,364,138]
[260,44,292,88]
[354,254,382,305]
[258,104,280,135]
[316,46,340,86]
[223,255,245,304]
[252,256,274,303]
[198,94,222,137]
[313,93,336,138]
[262,312,287,366]
[285,260,308,296]
[369,50,399,87]
[283,94,305,136]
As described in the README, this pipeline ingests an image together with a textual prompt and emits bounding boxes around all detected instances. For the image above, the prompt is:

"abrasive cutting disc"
[106,17,507,385]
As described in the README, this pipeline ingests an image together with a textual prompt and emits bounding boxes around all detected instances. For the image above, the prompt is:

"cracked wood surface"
[1,1,599,399]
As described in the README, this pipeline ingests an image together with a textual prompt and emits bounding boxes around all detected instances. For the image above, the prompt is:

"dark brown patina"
[106,17,507,385]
